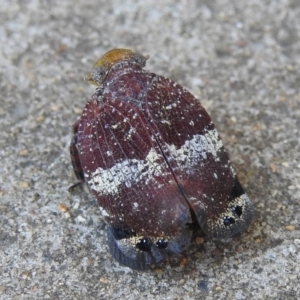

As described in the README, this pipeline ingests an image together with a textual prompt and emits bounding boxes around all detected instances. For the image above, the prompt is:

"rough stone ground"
[1,0,299,299]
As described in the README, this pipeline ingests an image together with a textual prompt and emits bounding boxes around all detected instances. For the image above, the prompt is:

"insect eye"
[231,205,243,217]
[92,67,106,84]
[156,239,168,249]
[136,237,152,252]
[223,216,236,226]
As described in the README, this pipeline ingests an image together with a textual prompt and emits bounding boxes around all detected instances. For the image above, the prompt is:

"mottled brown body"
[70,49,254,270]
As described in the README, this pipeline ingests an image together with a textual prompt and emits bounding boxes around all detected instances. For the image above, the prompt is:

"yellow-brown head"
[85,49,149,86]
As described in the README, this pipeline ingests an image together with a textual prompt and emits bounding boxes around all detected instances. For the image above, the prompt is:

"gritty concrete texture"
[1,0,299,299]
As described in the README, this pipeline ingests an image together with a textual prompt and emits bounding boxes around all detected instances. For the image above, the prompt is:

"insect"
[70,49,255,270]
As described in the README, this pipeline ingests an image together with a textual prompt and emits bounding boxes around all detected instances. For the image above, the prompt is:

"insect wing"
[75,96,193,269]
[145,75,255,238]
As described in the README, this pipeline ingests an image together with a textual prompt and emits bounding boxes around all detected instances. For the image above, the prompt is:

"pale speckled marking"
[88,128,224,197]
[89,147,167,196]
[207,193,252,229]
[167,128,223,166]
[115,234,170,249]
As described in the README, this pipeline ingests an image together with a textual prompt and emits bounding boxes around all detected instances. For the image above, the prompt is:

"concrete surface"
[1,0,299,299]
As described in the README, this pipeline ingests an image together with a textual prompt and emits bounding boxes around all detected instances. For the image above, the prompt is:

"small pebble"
[58,203,69,213]
[285,225,295,231]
